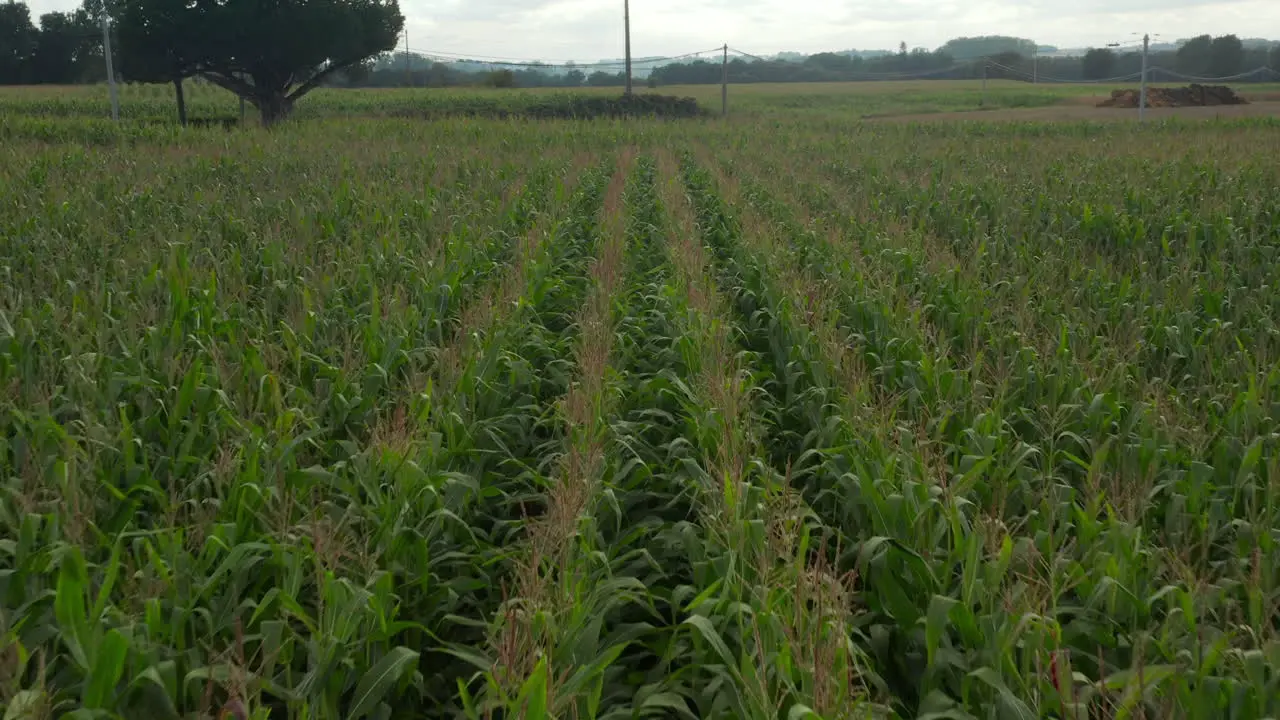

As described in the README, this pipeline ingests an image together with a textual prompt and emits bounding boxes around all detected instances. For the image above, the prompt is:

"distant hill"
[377,33,1277,76]
[762,49,891,61]
[940,36,1038,59]
[1170,36,1277,50]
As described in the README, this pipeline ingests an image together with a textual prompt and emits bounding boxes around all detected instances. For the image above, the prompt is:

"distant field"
[4,82,1280,719]
[666,79,1280,116]
[5,79,1280,123]
[880,100,1280,123]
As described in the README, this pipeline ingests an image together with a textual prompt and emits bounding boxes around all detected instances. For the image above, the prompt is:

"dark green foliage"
[940,35,1038,59]
[115,0,199,124]
[1081,48,1116,79]
[1178,34,1214,75]
[485,69,515,88]
[0,0,37,84]
[115,0,403,124]
[385,93,704,120]
[115,0,194,82]
[587,70,627,86]
[1209,34,1245,76]
[31,9,102,84]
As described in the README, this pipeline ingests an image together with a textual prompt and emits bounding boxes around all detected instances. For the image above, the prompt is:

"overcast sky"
[25,0,1280,62]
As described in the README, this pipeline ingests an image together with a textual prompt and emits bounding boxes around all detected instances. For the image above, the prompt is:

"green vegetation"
[3,85,1280,719]
[2,79,1277,128]
[0,83,710,125]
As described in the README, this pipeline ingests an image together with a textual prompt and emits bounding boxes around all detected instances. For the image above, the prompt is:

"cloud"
[419,0,545,24]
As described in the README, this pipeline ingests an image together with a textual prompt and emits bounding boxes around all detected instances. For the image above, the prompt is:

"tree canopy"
[1176,34,1213,75]
[1208,35,1244,76]
[116,0,199,123]
[0,0,37,84]
[0,2,105,85]
[939,35,1038,59]
[1081,48,1116,80]
[116,0,403,124]
[1175,34,1248,78]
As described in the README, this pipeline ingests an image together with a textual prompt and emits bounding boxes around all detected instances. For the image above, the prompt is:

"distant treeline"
[348,63,629,89]
[1,1,111,85]
[341,35,1280,90]
[646,37,1280,86]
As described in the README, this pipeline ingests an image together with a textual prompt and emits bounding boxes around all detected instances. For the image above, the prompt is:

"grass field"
[6,79,1280,123]
[3,83,1280,719]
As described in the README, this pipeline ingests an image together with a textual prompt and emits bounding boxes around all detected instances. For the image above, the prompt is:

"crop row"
[5,117,1280,718]
[696,131,1280,716]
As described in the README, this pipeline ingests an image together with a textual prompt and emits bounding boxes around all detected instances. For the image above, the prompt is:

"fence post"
[101,14,119,121]
[721,44,728,118]
[1139,33,1149,122]
[980,61,987,107]
[623,0,632,96]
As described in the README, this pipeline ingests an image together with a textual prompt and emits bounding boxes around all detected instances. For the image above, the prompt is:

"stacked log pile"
[1098,84,1248,108]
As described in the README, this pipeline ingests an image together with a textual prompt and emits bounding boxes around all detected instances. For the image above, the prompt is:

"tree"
[941,35,1037,60]
[1176,34,1213,75]
[487,69,514,88]
[990,51,1023,71]
[806,52,853,73]
[425,61,450,87]
[1208,34,1244,77]
[116,0,200,124]
[1081,48,1116,80]
[0,1,37,84]
[31,10,100,84]
[338,58,374,86]
[1271,44,1280,70]
[564,68,584,86]
[587,70,623,86]
[117,0,403,125]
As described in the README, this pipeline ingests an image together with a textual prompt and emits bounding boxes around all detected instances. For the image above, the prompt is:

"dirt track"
[876,100,1280,123]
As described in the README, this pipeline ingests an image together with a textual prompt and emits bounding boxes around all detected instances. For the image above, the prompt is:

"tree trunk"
[173,77,187,127]
[257,93,293,127]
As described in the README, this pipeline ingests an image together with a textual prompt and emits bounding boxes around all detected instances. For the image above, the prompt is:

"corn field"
[14,80,1276,125]
[3,109,1280,719]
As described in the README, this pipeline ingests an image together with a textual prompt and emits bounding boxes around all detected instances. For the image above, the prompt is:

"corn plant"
[3,98,1280,720]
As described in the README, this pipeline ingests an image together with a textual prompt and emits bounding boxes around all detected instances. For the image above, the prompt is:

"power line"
[1105,39,1148,49]
[400,48,590,63]
[1149,65,1280,82]
[729,48,976,80]
[985,60,1145,84]
[728,48,771,63]
[386,39,1279,84]
[987,57,1280,84]
[845,63,973,79]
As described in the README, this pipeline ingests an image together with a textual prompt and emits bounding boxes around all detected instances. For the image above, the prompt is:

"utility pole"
[1139,33,1149,121]
[623,0,632,95]
[1033,47,1038,83]
[404,29,411,87]
[980,60,987,106]
[101,14,119,121]
[721,44,728,117]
